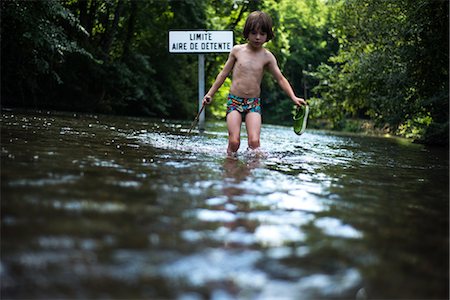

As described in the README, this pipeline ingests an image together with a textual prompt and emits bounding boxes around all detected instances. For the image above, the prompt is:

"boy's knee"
[229,137,240,150]
[248,138,260,149]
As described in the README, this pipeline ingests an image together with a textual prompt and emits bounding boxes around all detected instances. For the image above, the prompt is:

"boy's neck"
[246,43,264,52]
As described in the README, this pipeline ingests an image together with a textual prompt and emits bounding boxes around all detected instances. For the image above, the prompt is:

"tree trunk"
[78,0,88,29]
[86,0,98,38]
[122,1,138,62]
[101,0,124,62]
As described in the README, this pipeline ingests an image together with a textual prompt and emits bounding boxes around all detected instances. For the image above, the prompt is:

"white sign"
[169,30,233,53]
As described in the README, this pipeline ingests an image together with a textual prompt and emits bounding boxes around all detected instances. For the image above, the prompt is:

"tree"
[309,0,448,144]
[1,0,92,109]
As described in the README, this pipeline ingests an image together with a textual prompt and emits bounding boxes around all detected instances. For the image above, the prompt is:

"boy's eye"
[251,31,267,35]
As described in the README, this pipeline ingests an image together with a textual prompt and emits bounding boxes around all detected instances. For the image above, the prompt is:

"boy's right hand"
[202,95,212,105]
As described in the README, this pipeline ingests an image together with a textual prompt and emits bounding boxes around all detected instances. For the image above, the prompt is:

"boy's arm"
[267,52,306,107]
[203,47,237,105]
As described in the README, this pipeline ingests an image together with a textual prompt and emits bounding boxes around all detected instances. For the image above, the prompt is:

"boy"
[202,11,306,157]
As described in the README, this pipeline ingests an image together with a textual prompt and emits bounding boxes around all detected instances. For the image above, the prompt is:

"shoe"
[293,105,309,135]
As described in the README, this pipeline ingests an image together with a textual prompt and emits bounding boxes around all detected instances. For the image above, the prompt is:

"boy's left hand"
[292,97,307,107]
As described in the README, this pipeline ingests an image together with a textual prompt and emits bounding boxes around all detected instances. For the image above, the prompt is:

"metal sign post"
[169,30,233,132]
[198,53,205,130]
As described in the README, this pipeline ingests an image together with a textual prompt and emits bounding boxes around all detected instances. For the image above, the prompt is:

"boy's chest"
[235,55,268,73]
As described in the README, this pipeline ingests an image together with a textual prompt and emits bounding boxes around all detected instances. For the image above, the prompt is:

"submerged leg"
[226,110,242,156]
[245,112,262,150]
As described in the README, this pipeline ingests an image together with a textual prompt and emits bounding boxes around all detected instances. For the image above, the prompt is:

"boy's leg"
[226,110,242,155]
[245,112,262,150]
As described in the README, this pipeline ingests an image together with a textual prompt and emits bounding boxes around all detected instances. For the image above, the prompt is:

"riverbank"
[305,117,449,146]
[308,118,389,135]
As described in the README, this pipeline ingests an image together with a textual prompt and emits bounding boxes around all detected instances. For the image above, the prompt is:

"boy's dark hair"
[243,11,274,41]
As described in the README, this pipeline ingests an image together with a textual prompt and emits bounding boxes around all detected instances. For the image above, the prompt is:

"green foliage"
[309,0,449,144]
[1,0,91,108]
[1,0,206,117]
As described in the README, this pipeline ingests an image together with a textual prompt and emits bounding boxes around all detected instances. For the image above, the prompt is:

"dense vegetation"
[1,0,448,144]
[310,0,449,145]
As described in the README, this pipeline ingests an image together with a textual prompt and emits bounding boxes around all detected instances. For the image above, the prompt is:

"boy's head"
[243,11,274,42]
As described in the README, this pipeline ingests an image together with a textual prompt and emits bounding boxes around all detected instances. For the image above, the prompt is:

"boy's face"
[248,28,267,48]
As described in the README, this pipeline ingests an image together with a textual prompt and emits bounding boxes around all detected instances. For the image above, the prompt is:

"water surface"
[1,110,448,299]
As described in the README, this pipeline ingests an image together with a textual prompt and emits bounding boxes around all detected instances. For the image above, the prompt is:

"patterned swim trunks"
[226,94,261,116]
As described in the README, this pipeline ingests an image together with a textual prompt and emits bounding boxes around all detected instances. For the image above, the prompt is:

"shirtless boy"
[202,11,306,157]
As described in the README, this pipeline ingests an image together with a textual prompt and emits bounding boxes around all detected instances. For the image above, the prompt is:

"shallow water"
[1,110,448,299]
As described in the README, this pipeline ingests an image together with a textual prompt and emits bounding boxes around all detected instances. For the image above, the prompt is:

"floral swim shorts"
[226,93,261,116]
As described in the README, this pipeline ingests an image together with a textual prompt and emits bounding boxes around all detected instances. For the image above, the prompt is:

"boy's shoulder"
[230,44,246,58]
[262,47,274,56]
[262,47,277,62]
[232,44,246,52]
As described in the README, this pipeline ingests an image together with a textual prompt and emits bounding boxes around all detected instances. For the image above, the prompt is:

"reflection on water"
[1,110,448,299]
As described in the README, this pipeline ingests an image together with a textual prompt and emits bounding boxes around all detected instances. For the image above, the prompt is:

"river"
[1,110,448,299]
